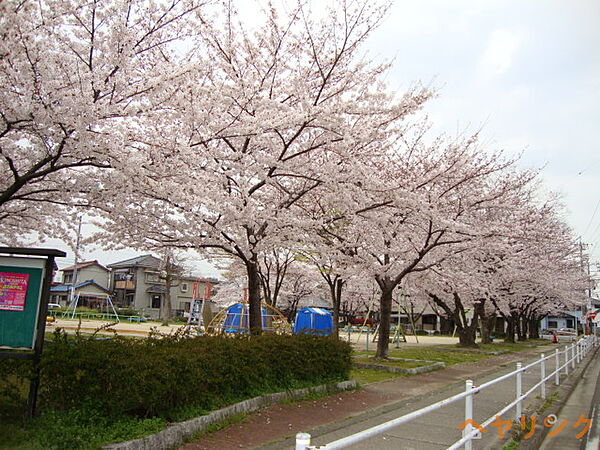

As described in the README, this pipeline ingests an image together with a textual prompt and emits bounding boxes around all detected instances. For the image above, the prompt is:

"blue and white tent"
[293,307,333,335]
[222,303,268,333]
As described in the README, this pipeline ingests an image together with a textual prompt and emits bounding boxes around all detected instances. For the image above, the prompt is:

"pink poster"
[0,272,30,311]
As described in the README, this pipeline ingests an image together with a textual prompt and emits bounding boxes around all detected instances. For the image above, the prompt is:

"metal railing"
[296,335,598,450]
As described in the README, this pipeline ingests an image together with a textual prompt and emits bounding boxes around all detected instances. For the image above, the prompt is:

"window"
[151,295,161,309]
[63,273,73,284]
[548,320,558,329]
[566,319,574,328]
[181,283,188,293]
[145,272,161,283]
[422,315,436,325]
[114,271,133,281]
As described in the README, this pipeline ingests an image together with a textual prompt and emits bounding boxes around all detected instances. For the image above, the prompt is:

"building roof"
[108,254,162,269]
[50,280,113,294]
[62,260,108,272]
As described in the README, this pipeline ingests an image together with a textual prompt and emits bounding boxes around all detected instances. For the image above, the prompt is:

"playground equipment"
[206,302,291,334]
[186,298,215,334]
[293,307,333,335]
[62,291,119,322]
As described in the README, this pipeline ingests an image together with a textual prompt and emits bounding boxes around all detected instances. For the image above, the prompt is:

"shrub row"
[33,332,351,418]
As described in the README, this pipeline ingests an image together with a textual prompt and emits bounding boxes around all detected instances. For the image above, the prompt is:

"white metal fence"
[296,335,598,450]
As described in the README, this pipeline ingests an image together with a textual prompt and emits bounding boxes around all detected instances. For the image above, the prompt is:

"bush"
[116,307,140,317]
[34,331,351,419]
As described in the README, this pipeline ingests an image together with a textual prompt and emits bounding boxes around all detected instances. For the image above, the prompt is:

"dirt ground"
[48,318,462,348]
[47,317,190,336]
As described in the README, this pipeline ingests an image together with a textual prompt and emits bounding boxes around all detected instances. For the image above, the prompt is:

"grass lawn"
[0,409,167,450]
[353,357,426,368]
[477,339,547,353]
[350,368,406,385]
[355,347,486,366]
[352,339,547,385]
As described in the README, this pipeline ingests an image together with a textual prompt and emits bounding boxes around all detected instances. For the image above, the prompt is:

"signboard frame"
[0,248,66,418]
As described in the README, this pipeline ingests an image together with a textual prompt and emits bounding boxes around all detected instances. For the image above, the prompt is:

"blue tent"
[293,307,333,335]
[223,303,268,333]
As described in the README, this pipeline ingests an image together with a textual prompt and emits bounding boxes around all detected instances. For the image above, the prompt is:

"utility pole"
[67,216,83,314]
[579,238,593,334]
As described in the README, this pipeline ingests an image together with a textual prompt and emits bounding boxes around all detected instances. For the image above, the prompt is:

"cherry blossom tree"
[320,127,538,356]
[93,0,432,334]
[488,200,590,342]
[0,0,207,242]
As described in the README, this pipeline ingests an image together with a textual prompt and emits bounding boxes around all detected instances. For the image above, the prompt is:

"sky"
[367,0,600,281]
[36,0,600,286]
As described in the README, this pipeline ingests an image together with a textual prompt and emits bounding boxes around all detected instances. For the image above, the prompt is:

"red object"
[204,282,212,299]
[350,317,373,327]
[552,332,558,344]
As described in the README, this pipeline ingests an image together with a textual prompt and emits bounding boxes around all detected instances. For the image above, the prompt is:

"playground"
[46,316,463,349]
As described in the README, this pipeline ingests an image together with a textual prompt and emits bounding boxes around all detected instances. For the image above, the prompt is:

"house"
[50,260,111,307]
[60,260,110,289]
[108,254,217,319]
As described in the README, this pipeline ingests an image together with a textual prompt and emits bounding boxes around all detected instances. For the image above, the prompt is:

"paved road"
[292,346,597,450]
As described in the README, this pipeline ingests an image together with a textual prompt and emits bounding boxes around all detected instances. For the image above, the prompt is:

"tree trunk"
[160,291,172,326]
[160,262,173,326]
[246,257,263,334]
[504,313,516,343]
[529,316,540,339]
[518,314,528,341]
[375,279,395,358]
[325,276,344,338]
[481,314,496,344]
[427,293,479,348]
[457,326,477,347]
[332,279,343,338]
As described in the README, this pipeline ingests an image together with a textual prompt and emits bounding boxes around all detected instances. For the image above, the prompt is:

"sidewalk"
[538,348,600,450]
[181,343,598,449]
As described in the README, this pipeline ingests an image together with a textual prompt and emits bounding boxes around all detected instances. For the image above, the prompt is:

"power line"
[583,198,600,237]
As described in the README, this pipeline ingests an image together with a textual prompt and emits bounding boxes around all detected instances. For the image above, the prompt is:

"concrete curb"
[433,346,507,355]
[101,380,356,450]
[516,345,599,450]
[353,357,445,375]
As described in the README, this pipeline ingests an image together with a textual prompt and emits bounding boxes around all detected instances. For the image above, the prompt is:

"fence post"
[564,345,569,376]
[554,348,560,385]
[464,380,474,450]
[516,362,522,422]
[571,343,575,370]
[585,338,589,355]
[576,340,580,364]
[540,354,546,399]
[296,433,311,450]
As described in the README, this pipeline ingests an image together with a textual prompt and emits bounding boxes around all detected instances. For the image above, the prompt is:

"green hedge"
[31,332,351,419]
